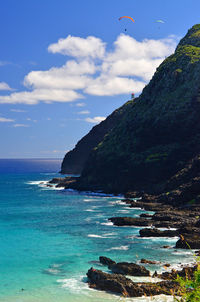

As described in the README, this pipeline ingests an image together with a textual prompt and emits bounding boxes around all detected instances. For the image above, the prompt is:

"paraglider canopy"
[119,16,135,23]
[156,20,165,23]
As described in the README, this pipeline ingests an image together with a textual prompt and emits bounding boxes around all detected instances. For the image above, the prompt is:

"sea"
[0,159,195,302]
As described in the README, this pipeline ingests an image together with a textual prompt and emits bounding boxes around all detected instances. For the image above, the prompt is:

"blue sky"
[0,0,200,158]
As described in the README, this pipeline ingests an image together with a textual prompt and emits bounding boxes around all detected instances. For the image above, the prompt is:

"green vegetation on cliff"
[73,24,200,193]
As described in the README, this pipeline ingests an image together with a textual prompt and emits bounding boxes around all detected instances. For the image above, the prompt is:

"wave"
[100,221,114,226]
[88,234,106,238]
[107,245,129,251]
[57,276,88,293]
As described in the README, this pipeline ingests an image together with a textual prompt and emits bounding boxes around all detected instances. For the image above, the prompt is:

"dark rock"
[176,235,200,249]
[109,262,150,276]
[109,217,152,227]
[99,256,116,267]
[140,259,159,265]
[87,268,180,297]
[139,228,178,237]
[87,267,144,297]
[140,213,153,218]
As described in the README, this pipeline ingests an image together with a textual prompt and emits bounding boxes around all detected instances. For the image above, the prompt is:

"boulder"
[109,217,152,227]
[139,228,178,237]
[99,256,116,266]
[109,262,150,276]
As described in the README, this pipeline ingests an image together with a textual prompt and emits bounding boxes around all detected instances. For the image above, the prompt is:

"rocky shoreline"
[85,195,199,298]
[46,178,200,298]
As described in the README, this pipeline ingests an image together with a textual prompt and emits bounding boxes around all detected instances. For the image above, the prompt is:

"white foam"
[88,234,106,238]
[107,245,129,251]
[27,180,65,190]
[43,268,60,275]
[137,236,179,241]
[109,200,126,205]
[100,221,114,226]
[85,209,96,212]
[27,180,48,185]
[57,276,88,293]
[128,276,163,283]
[117,210,130,213]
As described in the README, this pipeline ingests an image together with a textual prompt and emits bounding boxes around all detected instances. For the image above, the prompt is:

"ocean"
[0,159,194,302]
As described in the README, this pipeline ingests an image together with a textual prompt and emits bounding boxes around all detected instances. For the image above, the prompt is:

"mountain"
[61,24,200,194]
[60,100,135,174]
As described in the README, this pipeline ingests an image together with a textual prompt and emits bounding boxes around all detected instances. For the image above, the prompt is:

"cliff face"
[73,24,200,193]
[60,100,135,174]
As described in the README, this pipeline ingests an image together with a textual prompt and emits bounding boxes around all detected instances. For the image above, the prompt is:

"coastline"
[43,177,199,299]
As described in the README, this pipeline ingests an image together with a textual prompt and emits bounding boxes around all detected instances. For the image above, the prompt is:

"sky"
[0,0,200,158]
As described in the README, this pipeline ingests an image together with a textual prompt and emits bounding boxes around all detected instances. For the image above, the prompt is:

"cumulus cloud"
[0,117,14,122]
[48,35,106,58]
[0,82,13,91]
[85,116,106,124]
[0,89,83,105]
[0,34,178,105]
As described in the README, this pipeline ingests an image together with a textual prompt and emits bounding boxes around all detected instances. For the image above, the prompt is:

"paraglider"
[156,20,165,23]
[119,16,135,23]
[119,16,135,32]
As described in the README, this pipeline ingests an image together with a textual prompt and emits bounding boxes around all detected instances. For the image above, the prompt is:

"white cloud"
[0,34,177,105]
[48,35,106,58]
[24,60,96,90]
[0,89,83,105]
[10,109,26,112]
[0,117,14,122]
[13,123,29,127]
[85,75,145,96]
[76,102,86,107]
[78,110,90,115]
[0,82,13,91]
[85,116,106,124]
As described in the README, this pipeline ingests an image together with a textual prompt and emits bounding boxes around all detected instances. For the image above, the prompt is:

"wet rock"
[87,267,143,297]
[109,217,152,227]
[140,213,153,218]
[99,256,116,266]
[109,262,150,276]
[87,268,180,297]
[139,228,178,237]
[140,259,159,265]
[176,235,200,249]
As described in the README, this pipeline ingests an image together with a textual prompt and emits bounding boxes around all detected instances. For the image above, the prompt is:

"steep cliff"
[60,100,135,174]
[73,24,200,193]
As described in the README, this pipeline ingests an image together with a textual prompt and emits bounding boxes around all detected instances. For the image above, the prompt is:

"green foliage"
[174,265,200,301]
[176,45,200,63]
[188,199,196,205]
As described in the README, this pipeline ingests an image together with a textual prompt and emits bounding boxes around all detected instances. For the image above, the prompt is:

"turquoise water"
[0,161,194,301]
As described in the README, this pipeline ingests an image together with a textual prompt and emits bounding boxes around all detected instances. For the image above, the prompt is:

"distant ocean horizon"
[0,159,193,302]
[0,158,62,173]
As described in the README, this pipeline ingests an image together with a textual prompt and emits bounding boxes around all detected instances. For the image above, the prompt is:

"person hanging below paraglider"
[131,93,135,100]
[119,16,135,33]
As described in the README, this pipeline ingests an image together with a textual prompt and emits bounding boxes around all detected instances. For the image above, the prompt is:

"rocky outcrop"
[87,268,180,297]
[109,262,150,276]
[109,217,152,227]
[139,228,178,237]
[99,256,116,266]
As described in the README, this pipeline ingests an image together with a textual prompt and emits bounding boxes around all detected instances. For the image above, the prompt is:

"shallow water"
[0,162,194,301]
